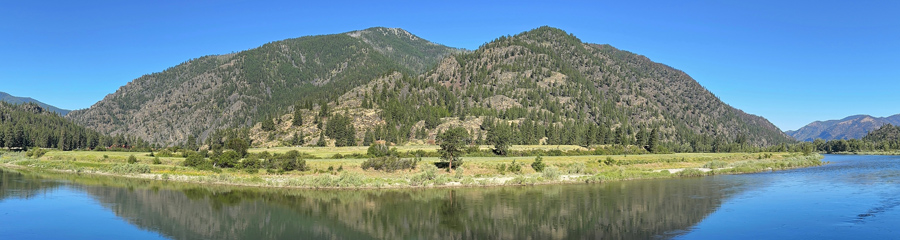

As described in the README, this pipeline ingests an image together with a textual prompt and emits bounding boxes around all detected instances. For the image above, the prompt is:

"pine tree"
[261,116,276,131]
[292,108,303,126]
[648,128,659,153]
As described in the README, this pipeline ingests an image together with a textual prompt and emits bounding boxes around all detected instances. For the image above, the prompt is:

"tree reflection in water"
[1,169,754,239]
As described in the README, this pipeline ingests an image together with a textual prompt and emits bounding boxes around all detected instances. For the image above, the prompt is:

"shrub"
[270,150,308,172]
[214,150,240,168]
[127,155,138,164]
[182,153,206,167]
[242,158,261,173]
[702,160,728,169]
[156,149,175,157]
[152,157,162,165]
[678,168,706,177]
[109,163,151,174]
[600,157,618,166]
[332,153,344,159]
[361,156,420,172]
[410,164,438,186]
[566,162,586,174]
[25,148,47,158]
[542,166,561,180]
[508,160,523,174]
[531,155,546,172]
[367,143,395,157]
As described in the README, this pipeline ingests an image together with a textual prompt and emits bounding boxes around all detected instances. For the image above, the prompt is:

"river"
[1,154,897,239]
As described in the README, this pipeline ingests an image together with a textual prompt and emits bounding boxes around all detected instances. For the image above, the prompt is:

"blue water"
[673,155,900,239]
[0,184,165,239]
[1,154,898,239]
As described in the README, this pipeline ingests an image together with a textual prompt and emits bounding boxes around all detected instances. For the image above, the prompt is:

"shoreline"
[1,152,825,190]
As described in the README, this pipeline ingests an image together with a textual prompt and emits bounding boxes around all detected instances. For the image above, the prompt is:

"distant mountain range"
[0,91,70,116]
[786,114,900,141]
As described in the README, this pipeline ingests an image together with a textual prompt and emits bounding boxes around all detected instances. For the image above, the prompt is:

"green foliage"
[702,160,728,169]
[264,150,308,172]
[488,122,512,155]
[542,166,560,180]
[214,150,240,168]
[152,157,162,165]
[225,137,249,157]
[360,156,420,172]
[367,143,396,157]
[292,108,303,126]
[325,114,356,147]
[677,168,707,177]
[410,164,438,186]
[242,157,261,174]
[127,155,138,164]
[261,117,276,131]
[507,160,523,173]
[566,162,586,174]
[182,153,207,168]
[108,163,151,174]
[437,127,469,169]
[315,131,327,147]
[0,102,149,151]
[818,124,900,153]
[531,155,545,172]
[25,148,48,158]
[600,157,618,166]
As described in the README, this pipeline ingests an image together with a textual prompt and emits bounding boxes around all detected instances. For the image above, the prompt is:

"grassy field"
[250,145,588,158]
[0,146,824,189]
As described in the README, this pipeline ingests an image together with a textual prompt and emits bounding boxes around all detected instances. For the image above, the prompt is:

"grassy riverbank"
[831,151,900,155]
[0,147,824,189]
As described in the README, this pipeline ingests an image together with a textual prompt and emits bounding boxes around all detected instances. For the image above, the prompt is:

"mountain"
[0,101,145,150]
[411,26,790,148]
[786,114,900,141]
[70,26,792,149]
[0,91,70,116]
[67,27,460,144]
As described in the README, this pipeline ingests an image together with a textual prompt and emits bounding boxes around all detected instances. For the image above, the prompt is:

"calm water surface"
[1,154,897,239]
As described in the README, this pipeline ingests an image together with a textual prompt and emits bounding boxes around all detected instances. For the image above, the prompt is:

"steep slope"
[787,114,900,141]
[418,27,790,147]
[0,101,144,150]
[70,26,791,149]
[0,91,70,116]
[252,27,792,150]
[67,27,458,145]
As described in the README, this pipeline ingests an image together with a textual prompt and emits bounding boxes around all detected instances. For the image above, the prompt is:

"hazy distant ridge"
[786,114,900,141]
[0,91,71,116]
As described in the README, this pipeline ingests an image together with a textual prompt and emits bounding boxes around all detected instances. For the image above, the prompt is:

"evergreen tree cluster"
[0,102,148,151]
[325,114,356,147]
[815,124,900,153]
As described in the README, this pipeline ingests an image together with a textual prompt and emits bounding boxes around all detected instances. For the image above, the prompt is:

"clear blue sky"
[1,0,898,131]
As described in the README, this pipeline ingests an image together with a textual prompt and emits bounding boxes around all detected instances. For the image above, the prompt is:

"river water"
[1,154,897,239]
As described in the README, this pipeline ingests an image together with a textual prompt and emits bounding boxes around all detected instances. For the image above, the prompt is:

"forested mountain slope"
[67,27,459,145]
[69,26,791,150]
[0,102,145,150]
[408,26,791,149]
[0,91,70,116]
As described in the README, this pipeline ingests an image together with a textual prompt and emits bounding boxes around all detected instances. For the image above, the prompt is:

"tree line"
[0,102,149,151]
